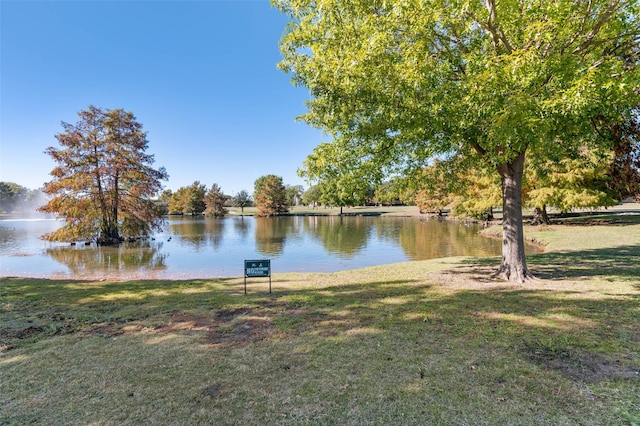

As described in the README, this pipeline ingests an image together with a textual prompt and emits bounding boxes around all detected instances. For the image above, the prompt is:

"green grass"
[1,214,640,425]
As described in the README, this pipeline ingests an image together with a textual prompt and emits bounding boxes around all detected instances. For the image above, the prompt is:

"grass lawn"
[1,211,639,425]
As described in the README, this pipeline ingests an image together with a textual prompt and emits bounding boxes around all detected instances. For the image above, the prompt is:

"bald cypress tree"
[39,106,168,244]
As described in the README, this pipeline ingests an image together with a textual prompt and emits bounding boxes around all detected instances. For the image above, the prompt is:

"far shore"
[217,201,640,221]
[4,201,638,221]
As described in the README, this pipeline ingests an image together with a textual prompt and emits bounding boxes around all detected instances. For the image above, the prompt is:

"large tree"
[319,177,375,214]
[526,147,620,217]
[204,183,228,217]
[607,106,640,201]
[300,140,382,213]
[39,106,168,244]
[301,184,323,206]
[275,0,640,282]
[254,174,289,217]
[232,190,253,215]
[168,181,207,215]
[285,184,305,206]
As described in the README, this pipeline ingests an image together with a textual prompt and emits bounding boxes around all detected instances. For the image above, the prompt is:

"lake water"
[0,215,515,280]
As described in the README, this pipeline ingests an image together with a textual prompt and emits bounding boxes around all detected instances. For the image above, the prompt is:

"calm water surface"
[0,215,522,280]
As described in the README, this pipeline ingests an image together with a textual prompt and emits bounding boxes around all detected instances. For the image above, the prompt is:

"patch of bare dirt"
[206,318,275,347]
[214,307,252,322]
[203,301,338,346]
[428,266,530,290]
[87,324,126,337]
[0,326,45,351]
[88,323,145,337]
[2,301,348,352]
[201,384,223,399]
[519,342,639,382]
[155,311,214,333]
[0,325,46,340]
[141,307,279,347]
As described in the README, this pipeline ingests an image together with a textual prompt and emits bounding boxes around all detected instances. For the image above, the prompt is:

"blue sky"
[0,0,324,196]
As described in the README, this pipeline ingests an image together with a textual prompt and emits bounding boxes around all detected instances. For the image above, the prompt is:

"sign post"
[243,259,271,295]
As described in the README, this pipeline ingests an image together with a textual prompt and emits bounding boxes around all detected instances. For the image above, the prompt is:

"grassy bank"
[1,215,639,425]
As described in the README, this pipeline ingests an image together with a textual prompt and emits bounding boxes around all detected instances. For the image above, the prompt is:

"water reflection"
[0,215,528,279]
[169,219,206,249]
[373,217,503,260]
[304,215,370,257]
[46,241,167,277]
[168,217,226,250]
[205,219,225,249]
[255,217,298,256]
[232,217,250,242]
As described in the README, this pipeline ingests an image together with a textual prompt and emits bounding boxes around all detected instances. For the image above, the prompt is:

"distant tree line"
[159,181,231,217]
[157,175,306,217]
[300,181,407,212]
[0,182,47,215]
[158,176,415,218]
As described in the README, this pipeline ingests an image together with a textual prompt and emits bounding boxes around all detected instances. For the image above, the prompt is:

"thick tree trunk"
[485,207,494,221]
[494,152,534,283]
[531,205,551,225]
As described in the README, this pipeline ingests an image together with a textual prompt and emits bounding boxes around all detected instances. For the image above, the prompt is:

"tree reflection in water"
[373,217,507,260]
[255,217,298,256]
[205,219,225,249]
[168,219,206,250]
[232,217,249,243]
[3,215,533,279]
[303,215,370,257]
[46,241,167,277]
[168,217,225,251]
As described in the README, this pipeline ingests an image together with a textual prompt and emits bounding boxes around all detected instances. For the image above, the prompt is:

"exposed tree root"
[491,265,538,284]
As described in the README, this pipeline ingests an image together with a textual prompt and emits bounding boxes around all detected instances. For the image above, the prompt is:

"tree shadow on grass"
[0,277,240,350]
[0,276,239,302]
[441,247,640,383]
[2,268,640,424]
[552,211,640,226]
[0,275,429,351]
[528,244,640,281]
[456,244,640,282]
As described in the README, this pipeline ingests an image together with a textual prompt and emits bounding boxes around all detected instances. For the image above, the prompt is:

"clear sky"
[0,0,325,196]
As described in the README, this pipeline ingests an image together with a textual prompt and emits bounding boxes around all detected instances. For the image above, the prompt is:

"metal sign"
[245,260,270,277]
[244,259,271,294]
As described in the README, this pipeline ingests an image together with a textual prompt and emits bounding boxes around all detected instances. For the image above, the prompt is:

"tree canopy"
[254,174,289,217]
[285,184,305,206]
[168,182,207,215]
[204,183,228,217]
[39,106,168,244]
[301,184,323,206]
[608,106,640,201]
[232,190,253,214]
[276,0,640,282]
